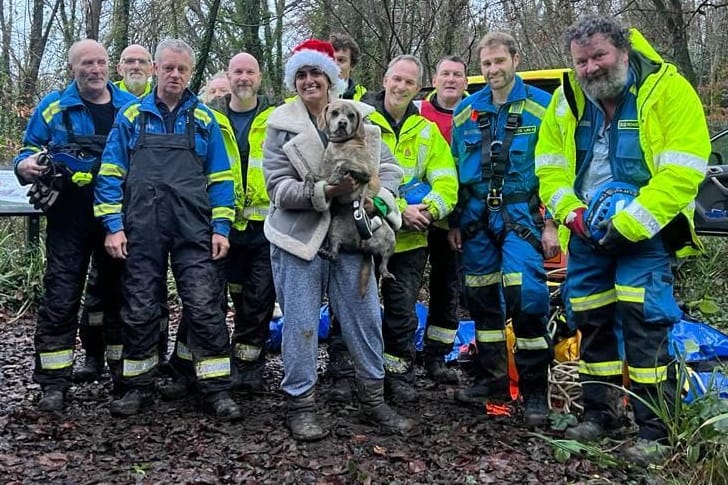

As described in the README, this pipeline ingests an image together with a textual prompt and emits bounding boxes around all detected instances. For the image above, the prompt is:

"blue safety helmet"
[399,178,432,205]
[44,144,96,173]
[585,182,639,242]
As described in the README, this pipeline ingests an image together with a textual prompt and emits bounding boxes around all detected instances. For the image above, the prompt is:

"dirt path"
[0,312,642,484]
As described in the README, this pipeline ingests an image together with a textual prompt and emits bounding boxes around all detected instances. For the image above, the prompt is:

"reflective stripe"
[242,206,268,220]
[123,104,140,122]
[524,99,546,120]
[579,360,623,377]
[87,311,104,326]
[176,341,193,361]
[502,272,522,287]
[248,157,263,169]
[212,206,235,221]
[424,192,448,220]
[465,272,501,288]
[194,107,212,125]
[535,154,567,170]
[94,202,122,217]
[425,325,457,344]
[656,150,706,173]
[570,288,617,312]
[628,365,668,384]
[98,163,127,178]
[476,329,506,343]
[548,187,573,211]
[624,200,661,237]
[615,284,645,304]
[106,344,122,362]
[234,343,262,362]
[453,106,472,127]
[39,349,74,370]
[42,101,62,123]
[428,167,458,180]
[123,354,158,377]
[554,94,569,117]
[228,283,243,294]
[207,169,234,184]
[516,336,550,350]
[196,357,231,379]
[383,353,410,374]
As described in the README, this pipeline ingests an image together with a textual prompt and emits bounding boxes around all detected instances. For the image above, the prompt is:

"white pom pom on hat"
[284,39,348,97]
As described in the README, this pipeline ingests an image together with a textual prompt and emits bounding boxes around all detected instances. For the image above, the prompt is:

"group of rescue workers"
[13,13,711,466]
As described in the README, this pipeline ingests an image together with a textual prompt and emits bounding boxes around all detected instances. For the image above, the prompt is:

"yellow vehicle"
[465,67,570,94]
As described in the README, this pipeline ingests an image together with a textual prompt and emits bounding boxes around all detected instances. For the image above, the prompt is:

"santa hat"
[284,39,347,97]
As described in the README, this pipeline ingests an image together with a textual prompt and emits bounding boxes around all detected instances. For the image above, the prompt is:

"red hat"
[284,39,346,96]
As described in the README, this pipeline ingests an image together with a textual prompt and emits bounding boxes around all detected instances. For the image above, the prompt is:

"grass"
[0,218,45,317]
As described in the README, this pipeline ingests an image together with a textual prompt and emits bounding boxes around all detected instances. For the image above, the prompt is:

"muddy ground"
[0,305,650,485]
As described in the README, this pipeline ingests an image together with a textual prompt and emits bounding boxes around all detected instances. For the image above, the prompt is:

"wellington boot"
[38,389,65,412]
[328,377,355,403]
[204,391,242,421]
[455,378,510,405]
[287,389,328,441]
[424,356,460,384]
[357,379,414,434]
[522,392,549,427]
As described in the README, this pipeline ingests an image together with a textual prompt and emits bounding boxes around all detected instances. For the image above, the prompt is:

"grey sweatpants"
[271,246,385,396]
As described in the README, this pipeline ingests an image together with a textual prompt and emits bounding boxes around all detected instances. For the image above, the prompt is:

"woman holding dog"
[262,39,413,441]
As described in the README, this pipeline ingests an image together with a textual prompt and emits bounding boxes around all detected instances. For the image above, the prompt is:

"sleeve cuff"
[104,216,124,234]
[311,180,331,212]
[213,220,232,237]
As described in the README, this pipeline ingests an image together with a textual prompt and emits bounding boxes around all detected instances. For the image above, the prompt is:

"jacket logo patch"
[618,120,639,130]
[515,126,537,135]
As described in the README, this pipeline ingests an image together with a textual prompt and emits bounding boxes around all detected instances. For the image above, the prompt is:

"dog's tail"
[358,256,372,298]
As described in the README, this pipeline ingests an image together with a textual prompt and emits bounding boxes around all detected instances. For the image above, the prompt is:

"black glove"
[597,220,630,252]
[27,179,61,212]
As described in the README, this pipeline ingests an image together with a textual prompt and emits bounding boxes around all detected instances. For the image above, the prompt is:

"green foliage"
[0,219,45,316]
[676,237,728,330]
[531,432,626,467]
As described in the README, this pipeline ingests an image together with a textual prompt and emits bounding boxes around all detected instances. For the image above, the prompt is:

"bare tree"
[84,0,103,40]
[20,0,62,104]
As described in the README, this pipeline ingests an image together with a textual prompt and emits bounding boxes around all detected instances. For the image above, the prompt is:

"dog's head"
[318,100,365,143]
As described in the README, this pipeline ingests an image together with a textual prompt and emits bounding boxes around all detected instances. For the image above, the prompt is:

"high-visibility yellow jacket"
[366,94,458,252]
[208,95,276,231]
[535,29,710,257]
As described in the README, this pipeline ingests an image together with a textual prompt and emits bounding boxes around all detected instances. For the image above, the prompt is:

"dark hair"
[563,15,631,52]
[329,32,361,67]
[435,55,467,74]
[477,32,518,58]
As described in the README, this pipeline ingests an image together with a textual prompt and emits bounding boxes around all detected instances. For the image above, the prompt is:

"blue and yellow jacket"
[94,89,235,236]
[14,81,136,184]
[535,29,710,257]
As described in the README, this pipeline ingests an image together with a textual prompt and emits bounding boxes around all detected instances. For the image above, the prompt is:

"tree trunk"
[651,0,697,86]
[20,0,61,104]
[108,0,130,69]
[84,0,103,40]
[191,0,222,93]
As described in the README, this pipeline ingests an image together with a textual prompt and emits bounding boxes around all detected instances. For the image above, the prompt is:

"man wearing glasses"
[115,44,153,97]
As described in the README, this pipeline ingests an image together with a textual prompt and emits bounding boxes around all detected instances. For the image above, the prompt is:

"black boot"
[110,388,155,417]
[357,379,414,434]
[455,377,510,405]
[522,391,549,427]
[385,367,418,403]
[73,354,104,383]
[204,391,242,421]
[232,361,265,393]
[287,389,328,441]
[158,377,191,401]
[424,354,459,384]
[38,389,65,411]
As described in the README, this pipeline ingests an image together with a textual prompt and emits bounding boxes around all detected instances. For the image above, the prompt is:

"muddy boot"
[522,391,549,427]
[424,354,459,384]
[110,388,155,417]
[233,361,265,393]
[73,354,103,383]
[204,391,242,421]
[357,379,414,434]
[158,377,191,401]
[38,389,65,412]
[287,389,329,442]
[455,377,510,405]
[385,371,418,403]
[328,376,355,403]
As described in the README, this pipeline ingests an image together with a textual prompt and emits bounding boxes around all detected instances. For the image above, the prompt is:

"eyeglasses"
[122,58,151,66]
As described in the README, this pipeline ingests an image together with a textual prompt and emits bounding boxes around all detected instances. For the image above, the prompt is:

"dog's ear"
[317,104,330,133]
[355,106,366,140]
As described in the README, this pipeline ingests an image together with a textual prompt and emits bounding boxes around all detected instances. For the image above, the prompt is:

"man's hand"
[402,203,431,232]
[16,153,47,183]
[105,231,128,260]
[325,174,361,200]
[212,233,230,260]
[598,220,630,252]
[541,221,560,259]
[448,227,463,252]
[363,196,376,216]
[564,207,590,241]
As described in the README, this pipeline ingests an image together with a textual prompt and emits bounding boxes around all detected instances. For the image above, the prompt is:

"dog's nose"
[338,120,348,128]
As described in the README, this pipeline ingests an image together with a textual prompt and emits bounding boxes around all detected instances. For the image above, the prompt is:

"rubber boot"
[385,367,418,403]
[73,354,104,383]
[357,379,414,434]
[455,377,510,405]
[38,389,65,411]
[110,388,155,417]
[328,377,355,403]
[204,391,242,421]
[424,353,459,384]
[287,389,329,442]
[522,391,549,427]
